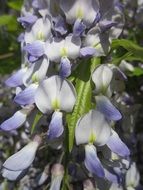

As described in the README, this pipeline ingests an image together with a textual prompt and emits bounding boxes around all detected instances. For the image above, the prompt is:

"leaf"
[129,67,143,77]
[0,15,18,31]
[111,39,143,63]
[67,58,100,152]
[7,0,23,11]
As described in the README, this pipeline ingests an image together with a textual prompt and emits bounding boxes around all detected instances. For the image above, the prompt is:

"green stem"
[61,58,101,190]
[31,112,42,134]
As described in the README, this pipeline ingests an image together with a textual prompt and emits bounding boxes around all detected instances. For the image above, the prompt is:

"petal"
[38,165,49,186]
[47,111,64,139]
[28,55,39,63]
[0,110,27,131]
[99,20,117,33]
[14,84,38,106]
[17,15,38,28]
[106,130,130,157]
[80,47,96,57]
[45,39,64,62]
[59,57,71,78]
[84,145,105,178]
[35,75,76,113]
[53,16,67,35]
[2,168,28,181]
[3,141,39,171]
[65,35,81,59]
[83,179,95,190]
[125,162,140,188]
[24,41,45,57]
[49,176,63,190]
[73,19,86,37]
[60,0,99,26]
[25,18,51,43]
[5,68,27,87]
[104,168,120,183]
[92,65,113,94]
[95,95,122,121]
[75,110,111,146]
[23,56,49,86]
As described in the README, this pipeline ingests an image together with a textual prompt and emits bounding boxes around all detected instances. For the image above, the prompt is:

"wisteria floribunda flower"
[35,75,76,138]
[92,64,113,95]
[75,109,129,178]
[23,17,51,62]
[14,56,49,106]
[60,0,99,36]
[46,35,81,78]
[81,0,124,57]
[2,135,42,181]
[50,164,64,190]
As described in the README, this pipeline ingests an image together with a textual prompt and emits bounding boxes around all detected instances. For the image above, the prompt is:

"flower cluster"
[0,0,142,189]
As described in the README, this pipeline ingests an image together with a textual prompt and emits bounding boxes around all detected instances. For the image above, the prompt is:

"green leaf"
[129,67,143,77]
[67,58,100,152]
[7,0,23,11]
[0,15,18,31]
[111,39,143,63]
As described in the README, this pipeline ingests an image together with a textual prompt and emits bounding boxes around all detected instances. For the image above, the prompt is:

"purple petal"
[96,96,122,121]
[94,11,101,23]
[0,111,27,131]
[104,168,120,183]
[47,111,64,139]
[99,20,117,33]
[28,55,39,63]
[59,57,71,78]
[106,130,130,157]
[17,15,38,28]
[14,84,38,106]
[84,145,105,178]
[80,47,96,57]
[53,16,67,35]
[5,68,26,87]
[17,33,25,42]
[2,168,28,181]
[24,41,45,57]
[73,19,86,37]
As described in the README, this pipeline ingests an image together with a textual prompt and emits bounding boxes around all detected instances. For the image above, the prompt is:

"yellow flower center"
[37,31,45,41]
[76,7,84,19]
[52,99,60,110]
[89,129,96,144]
[60,47,68,57]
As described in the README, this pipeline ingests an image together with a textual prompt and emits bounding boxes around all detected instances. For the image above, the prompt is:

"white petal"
[125,162,140,188]
[92,65,113,94]
[2,168,28,181]
[75,110,111,146]
[23,56,49,86]
[65,35,81,59]
[46,39,64,62]
[60,0,99,26]
[25,18,51,43]
[3,141,39,171]
[35,75,76,113]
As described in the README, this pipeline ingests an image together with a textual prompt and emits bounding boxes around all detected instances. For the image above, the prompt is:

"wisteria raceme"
[0,0,142,189]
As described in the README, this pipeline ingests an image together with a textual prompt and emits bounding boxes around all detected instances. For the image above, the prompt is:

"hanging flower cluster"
[0,0,142,189]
